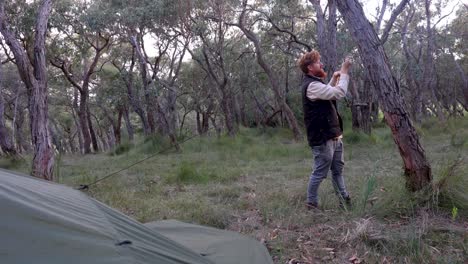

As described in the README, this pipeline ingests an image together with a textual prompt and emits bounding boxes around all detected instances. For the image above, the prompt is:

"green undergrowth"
[1,117,467,263]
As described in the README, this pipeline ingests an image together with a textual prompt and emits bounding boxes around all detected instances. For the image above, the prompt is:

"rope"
[76,132,200,190]
[75,72,324,190]
[75,94,283,190]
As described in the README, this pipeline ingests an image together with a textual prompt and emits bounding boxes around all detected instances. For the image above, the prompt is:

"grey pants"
[307,138,349,205]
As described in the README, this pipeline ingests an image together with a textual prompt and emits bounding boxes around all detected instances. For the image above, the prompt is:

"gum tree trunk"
[309,0,338,79]
[51,34,110,154]
[113,50,151,135]
[349,79,371,134]
[237,0,302,140]
[0,84,16,156]
[123,105,134,141]
[0,0,54,180]
[336,0,431,191]
[87,105,99,151]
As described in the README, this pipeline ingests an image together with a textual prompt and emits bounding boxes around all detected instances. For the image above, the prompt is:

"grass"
[0,156,25,171]
[2,117,467,263]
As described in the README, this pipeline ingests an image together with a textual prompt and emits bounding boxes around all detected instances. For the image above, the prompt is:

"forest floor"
[2,117,467,263]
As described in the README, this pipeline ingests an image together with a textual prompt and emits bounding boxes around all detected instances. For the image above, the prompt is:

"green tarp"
[0,169,273,264]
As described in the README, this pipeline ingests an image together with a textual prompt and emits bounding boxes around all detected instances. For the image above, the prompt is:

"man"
[298,50,352,210]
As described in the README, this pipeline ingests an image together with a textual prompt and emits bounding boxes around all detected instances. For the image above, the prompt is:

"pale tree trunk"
[361,75,373,134]
[400,3,435,121]
[100,131,109,151]
[0,84,16,156]
[129,34,157,134]
[130,29,184,151]
[309,0,338,77]
[196,104,212,136]
[14,107,29,153]
[401,6,424,122]
[336,0,431,191]
[99,104,123,145]
[51,34,110,153]
[198,45,237,136]
[232,93,242,126]
[92,115,109,152]
[81,57,93,153]
[11,84,21,151]
[370,101,380,123]
[153,100,179,149]
[348,68,374,134]
[189,13,237,137]
[221,93,236,136]
[106,126,116,150]
[380,0,410,44]
[238,93,249,127]
[349,87,361,131]
[72,91,84,153]
[284,32,292,109]
[348,71,374,134]
[210,116,222,138]
[349,79,371,134]
[62,123,77,153]
[258,8,309,125]
[157,38,189,149]
[310,0,327,60]
[113,49,151,135]
[178,101,191,136]
[375,0,388,33]
[450,50,468,110]
[196,111,204,135]
[190,50,237,136]
[49,119,64,153]
[237,0,302,140]
[163,88,179,145]
[123,105,134,141]
[87,105,99,151]
[115,109,122,145]
[327,0,338,76]
[78,93,92,153]
[250,90,269,127]
[0,0,54,180]
[423,0,444,120]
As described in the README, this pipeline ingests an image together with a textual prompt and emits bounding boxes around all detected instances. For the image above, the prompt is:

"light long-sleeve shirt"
[306,74,349,101]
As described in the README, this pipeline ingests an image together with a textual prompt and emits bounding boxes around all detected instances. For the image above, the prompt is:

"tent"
[0,169,273,264]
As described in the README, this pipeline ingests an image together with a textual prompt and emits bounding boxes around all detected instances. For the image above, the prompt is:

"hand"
[343,57,353,68]
[340,57,352,74]
[332,71,341,79]
[331,71,341,86]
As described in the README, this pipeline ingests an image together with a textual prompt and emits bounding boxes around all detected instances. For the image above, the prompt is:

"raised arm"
[307,58,353,100]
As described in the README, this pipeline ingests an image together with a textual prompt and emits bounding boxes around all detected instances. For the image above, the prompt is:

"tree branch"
[0,1,35,89]
[376,0,388,32]
[50,58,84,93]
[380,0,410,44]
[256,10,312,51]
[432,3,458,29]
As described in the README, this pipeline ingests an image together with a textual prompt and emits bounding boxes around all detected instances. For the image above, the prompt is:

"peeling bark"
[336,0,431,191]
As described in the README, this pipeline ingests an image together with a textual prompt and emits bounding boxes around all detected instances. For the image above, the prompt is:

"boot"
[339,196,351,210]
[306,202,319,211]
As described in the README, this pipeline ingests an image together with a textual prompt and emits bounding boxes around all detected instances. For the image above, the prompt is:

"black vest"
[301,74,343,147]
